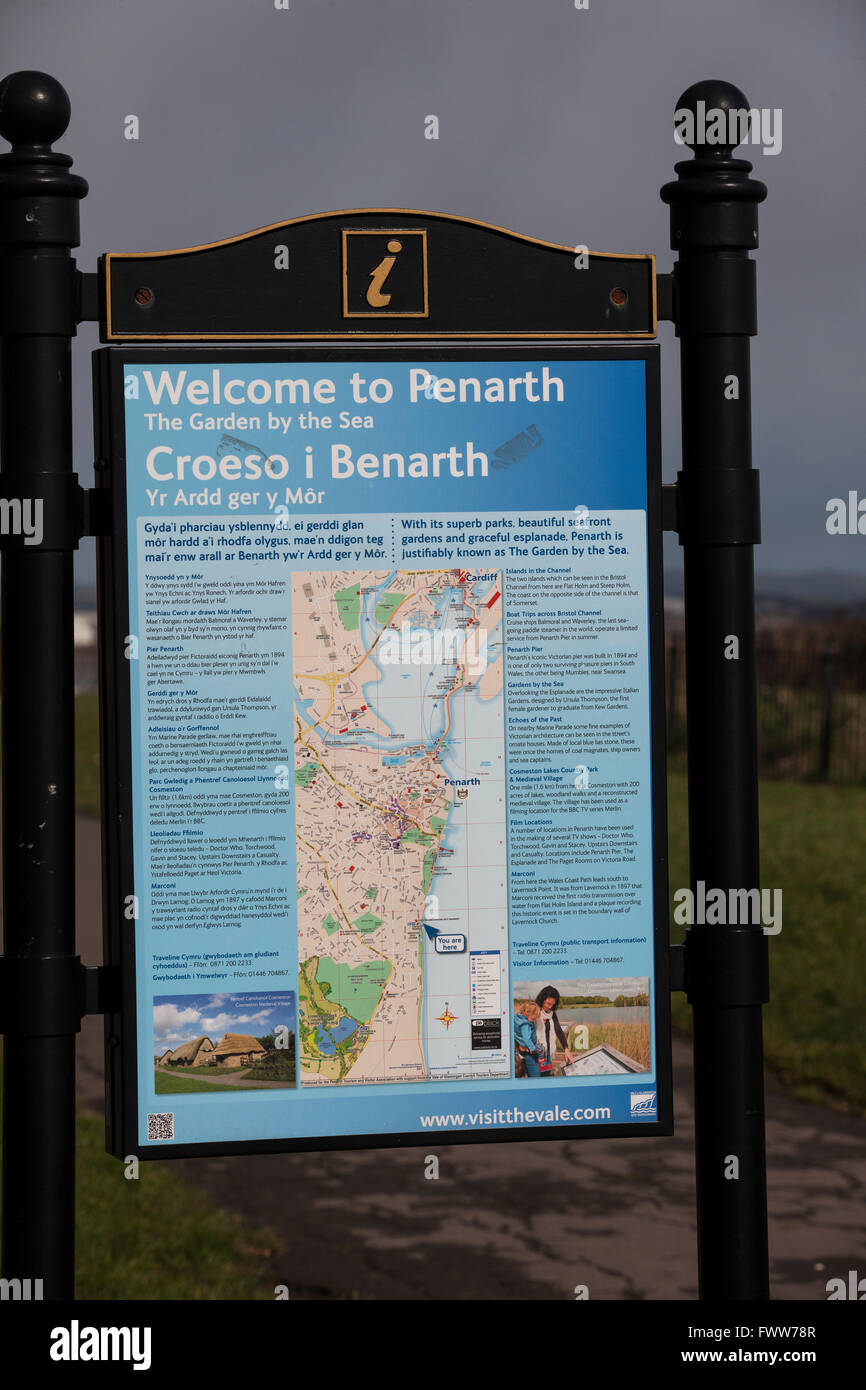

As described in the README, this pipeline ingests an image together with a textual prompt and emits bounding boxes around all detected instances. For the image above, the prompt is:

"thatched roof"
[213,1032,266,1056]
[170,1035,214,1063]
[157,1049,173,1062]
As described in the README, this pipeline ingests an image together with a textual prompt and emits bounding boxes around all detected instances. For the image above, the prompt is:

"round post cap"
[0,70,71,151]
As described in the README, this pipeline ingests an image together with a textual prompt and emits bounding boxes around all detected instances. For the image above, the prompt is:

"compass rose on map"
[436,1004,458,1030]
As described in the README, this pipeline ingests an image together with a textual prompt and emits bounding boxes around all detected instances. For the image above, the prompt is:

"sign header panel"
[94,344,671,1157]
[101,210,656,341]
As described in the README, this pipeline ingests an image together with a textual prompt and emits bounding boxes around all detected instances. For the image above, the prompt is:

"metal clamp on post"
[0,955,84,1036]
[0,957,120,1034]
[673,259,757,336]
[675,467,761,546]
[684,928,769,1008]
[0,472,111,549]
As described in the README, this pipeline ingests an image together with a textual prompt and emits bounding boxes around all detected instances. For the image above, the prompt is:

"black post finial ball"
[0,70,71,149]
[674,79,751,156]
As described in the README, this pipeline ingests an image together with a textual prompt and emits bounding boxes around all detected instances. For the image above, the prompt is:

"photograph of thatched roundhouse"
[212,1033,267,1068]
[153,991,297,1093]
[161,1035,215,1067]
[158,1032,267,1070]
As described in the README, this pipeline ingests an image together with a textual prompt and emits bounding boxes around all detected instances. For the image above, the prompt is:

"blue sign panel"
[95,346,671,1156]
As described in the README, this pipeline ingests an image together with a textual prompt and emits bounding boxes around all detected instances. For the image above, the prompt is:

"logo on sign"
[342,228,428,318]
[630,1090,657,1118]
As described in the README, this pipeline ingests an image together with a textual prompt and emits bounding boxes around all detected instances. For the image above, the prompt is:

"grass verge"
[667,769,866,1116]
[0,1076,283,1299]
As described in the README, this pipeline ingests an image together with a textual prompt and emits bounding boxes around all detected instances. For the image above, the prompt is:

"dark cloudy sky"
[3,0,865,585]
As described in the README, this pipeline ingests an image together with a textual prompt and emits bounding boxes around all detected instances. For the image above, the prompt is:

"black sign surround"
[93,342,672,1160]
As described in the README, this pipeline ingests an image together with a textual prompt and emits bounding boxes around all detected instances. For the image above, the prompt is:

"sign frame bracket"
[75,269,101,325]
[0,957,119,1035]
[656,271,675,323]
[0,474,112,550]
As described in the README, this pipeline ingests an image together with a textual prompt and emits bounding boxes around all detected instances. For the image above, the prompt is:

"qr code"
[147,1112,174,1141]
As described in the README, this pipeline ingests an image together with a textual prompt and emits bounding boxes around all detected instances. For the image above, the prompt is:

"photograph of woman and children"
[513,978,651,1078]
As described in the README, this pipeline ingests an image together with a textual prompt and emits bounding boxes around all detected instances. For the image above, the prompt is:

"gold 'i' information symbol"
[341,228,428,318]
[366,239,403,307]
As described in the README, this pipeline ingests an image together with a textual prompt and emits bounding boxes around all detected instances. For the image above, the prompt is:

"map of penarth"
[293,566,508,1086]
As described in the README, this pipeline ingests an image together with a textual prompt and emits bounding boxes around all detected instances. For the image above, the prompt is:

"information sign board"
[94,344,671,1156]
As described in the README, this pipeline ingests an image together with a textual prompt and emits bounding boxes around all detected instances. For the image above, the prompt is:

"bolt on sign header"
[94,212,670,1159]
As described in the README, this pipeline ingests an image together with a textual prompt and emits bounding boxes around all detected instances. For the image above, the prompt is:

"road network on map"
[293,565,505,1086]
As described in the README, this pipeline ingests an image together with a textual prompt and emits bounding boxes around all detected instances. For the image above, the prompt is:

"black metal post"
[661,82,770,1300]
[667,636,679,748]
[818,642,835,782]
[0,72,87,1300]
